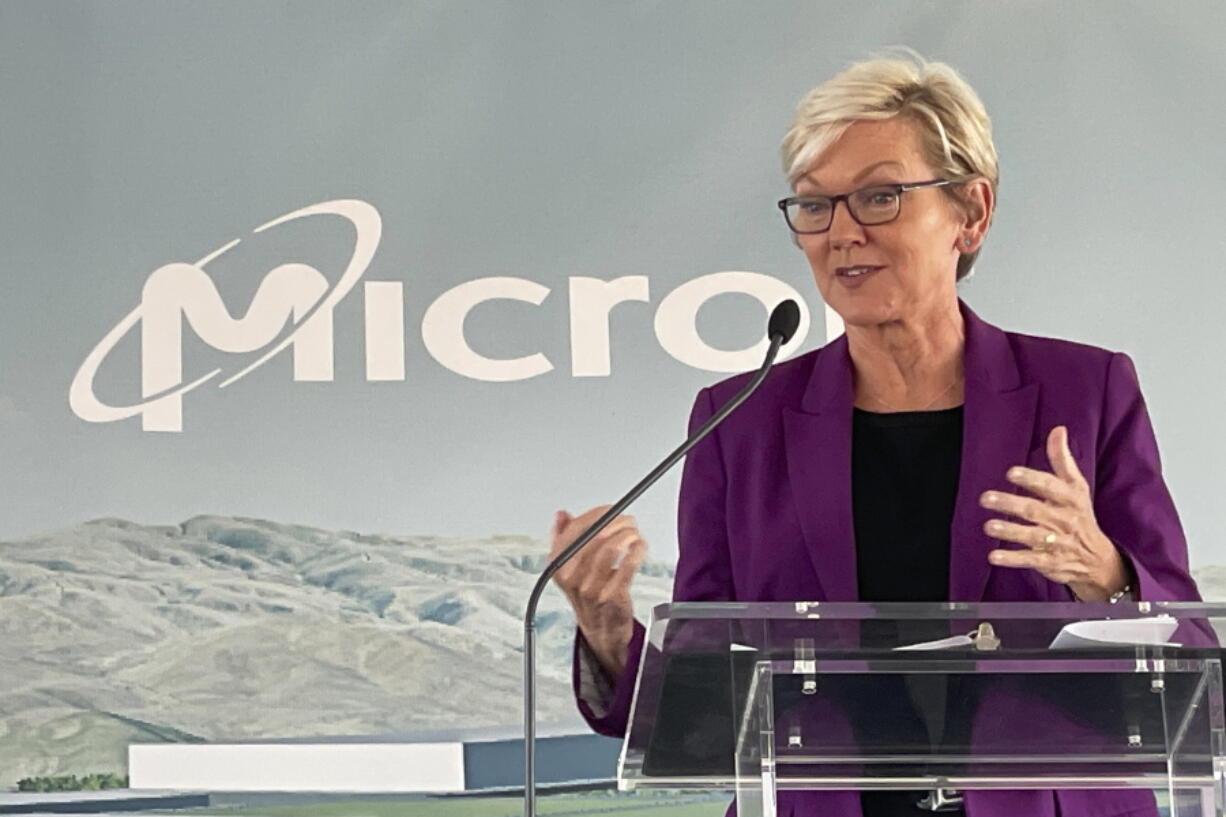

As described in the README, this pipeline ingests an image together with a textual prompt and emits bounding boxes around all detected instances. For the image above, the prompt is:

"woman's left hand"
[979,425,1130,602]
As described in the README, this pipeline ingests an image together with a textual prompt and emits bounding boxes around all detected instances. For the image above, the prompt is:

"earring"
[963,238,973,247]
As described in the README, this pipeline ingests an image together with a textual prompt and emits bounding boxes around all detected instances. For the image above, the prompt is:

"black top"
[851,405,965,817]
[853,406,963,602]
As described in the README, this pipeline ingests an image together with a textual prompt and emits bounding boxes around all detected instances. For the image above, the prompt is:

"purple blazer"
[576,300,1200,817]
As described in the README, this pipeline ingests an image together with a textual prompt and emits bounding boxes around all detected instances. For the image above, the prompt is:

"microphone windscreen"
[768,299,801,344]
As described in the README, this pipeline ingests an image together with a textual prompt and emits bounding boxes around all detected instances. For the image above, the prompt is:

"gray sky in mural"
[1,1,1223,566]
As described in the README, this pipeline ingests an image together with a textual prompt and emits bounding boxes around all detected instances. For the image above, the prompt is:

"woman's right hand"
[549,506,647,679]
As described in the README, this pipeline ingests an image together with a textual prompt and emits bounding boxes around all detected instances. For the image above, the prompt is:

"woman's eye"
[800,200,831,214]
[868,192,897,206]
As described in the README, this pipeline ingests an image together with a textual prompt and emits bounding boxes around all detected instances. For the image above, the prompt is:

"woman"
[549,53,1199,817]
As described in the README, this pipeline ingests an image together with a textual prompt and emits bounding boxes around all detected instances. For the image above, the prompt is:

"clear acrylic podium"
[618,601,1226,816]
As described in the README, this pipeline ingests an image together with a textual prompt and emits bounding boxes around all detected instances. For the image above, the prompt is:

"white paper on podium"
[1049,617,1180,650]
[893,634,975,651]
[890,617,1181,651]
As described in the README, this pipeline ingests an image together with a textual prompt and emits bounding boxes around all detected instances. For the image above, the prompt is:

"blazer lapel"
[783,335,859,601]
[949,302,1040,601]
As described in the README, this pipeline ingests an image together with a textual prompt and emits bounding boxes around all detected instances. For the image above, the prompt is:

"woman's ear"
[960,177,995,244]
[970,178,995,226]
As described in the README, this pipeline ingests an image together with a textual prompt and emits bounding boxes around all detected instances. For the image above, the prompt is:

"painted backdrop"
[1,0,1223,788]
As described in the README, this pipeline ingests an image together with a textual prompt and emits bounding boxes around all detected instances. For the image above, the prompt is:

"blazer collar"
[961,299,1025,395]
[800,300,1024,410]
[785,299,1039,602]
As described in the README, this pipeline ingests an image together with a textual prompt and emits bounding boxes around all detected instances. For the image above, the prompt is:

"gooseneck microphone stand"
[522,300,801,817]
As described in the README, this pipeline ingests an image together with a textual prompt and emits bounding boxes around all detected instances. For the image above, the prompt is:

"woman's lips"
[834,265,884,286]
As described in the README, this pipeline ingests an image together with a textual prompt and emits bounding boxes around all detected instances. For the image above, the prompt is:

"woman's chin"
[829,299,897,330]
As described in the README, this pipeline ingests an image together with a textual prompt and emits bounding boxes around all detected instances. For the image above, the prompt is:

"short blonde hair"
[782,52,999,281]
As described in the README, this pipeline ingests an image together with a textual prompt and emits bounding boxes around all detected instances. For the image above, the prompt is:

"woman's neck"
[847,302,966,412]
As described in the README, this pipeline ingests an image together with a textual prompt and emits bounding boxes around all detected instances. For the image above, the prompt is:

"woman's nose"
[829,200,867,250]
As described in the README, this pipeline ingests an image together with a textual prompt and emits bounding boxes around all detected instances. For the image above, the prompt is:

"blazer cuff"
[575,634,615,718]
[1128,550,1177,603]
[571,620,646,738]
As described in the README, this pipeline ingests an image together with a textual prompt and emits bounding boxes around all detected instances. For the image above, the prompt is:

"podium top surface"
[652,600,1226,621]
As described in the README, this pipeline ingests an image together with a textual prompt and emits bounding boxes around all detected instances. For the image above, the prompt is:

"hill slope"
[0,517,674,786]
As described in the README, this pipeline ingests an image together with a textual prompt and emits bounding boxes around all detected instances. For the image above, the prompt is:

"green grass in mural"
[200,792,726,817]
[16,773,128,792]
[197,790,1178,817]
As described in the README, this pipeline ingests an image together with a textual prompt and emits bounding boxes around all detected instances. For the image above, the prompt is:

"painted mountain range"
[0,517,674,786]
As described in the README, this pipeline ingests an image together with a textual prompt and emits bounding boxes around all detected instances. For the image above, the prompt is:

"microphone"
[522,299,801,816]
[768,298,800,346]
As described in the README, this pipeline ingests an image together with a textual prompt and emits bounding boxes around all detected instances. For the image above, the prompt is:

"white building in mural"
[129,727,619,793]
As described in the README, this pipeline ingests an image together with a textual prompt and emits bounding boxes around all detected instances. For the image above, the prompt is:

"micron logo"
[70,199,816,432]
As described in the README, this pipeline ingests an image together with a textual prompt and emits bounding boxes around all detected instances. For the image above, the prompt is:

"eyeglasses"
[777,179,952,234]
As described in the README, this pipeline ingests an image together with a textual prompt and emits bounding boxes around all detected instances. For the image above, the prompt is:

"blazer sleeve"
[1093,352,1200,603]
[571,386,737,737]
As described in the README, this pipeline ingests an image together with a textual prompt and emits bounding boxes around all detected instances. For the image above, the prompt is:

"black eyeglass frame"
[777,178,953,235]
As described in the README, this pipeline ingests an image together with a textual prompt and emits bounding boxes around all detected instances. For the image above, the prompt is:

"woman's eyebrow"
[852,160,905,184]
[801,160,906,192]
